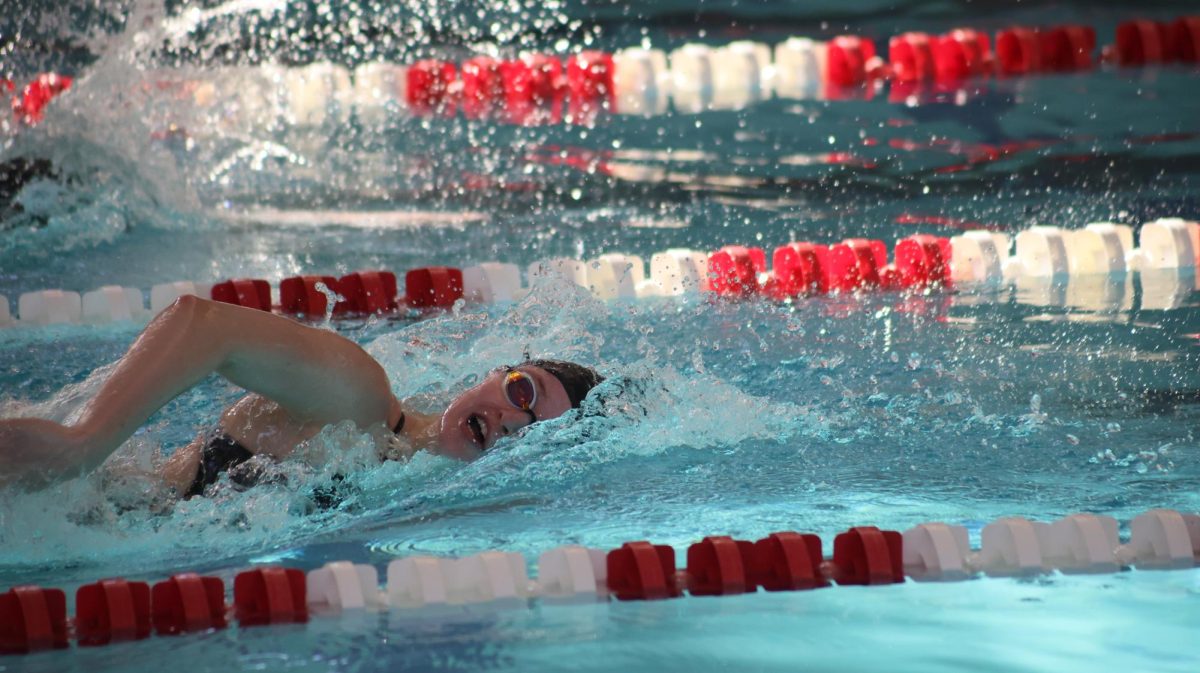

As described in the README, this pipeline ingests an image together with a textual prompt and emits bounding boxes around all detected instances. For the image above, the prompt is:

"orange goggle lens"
[503,370,537,411]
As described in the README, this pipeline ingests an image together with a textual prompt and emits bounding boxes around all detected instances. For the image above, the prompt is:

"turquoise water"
[3,1,1200,671]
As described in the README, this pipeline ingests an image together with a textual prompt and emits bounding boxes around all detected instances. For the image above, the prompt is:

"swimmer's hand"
[0,418,88,489]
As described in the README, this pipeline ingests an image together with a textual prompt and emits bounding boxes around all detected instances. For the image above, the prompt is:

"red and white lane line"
[4,16,1198,131]
[2,217,1196,329]
[183,14,1200,124]
[2,509,1197,654]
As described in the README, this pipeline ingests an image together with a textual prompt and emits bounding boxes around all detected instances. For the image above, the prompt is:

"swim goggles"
[503,369,538,421]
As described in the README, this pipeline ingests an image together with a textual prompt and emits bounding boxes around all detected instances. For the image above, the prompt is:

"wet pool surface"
[2,1,1200,671]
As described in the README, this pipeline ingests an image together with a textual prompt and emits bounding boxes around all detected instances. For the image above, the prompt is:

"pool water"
[2,1,1200,671]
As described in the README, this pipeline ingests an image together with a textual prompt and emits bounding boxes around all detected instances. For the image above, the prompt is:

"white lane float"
[773,37,825,99]
[969,517,1046,576]
[82,285,148,324]
[1035,513,1120,574]
[1014,226,1070,278]
[17,289,83,326]
[536,546,609,603]
[463,262,523,302]
[670,44,716,112]
[528,257,588,287]
[353,62,408,127]
[387,556,452,610]
[712,41,773,110]
[284,62,353,127]
[902,523,972,581]
[1136,217,1199,270]
[949,231,1009,284]
[193,66,286,134]
[1064,223,1130,275]
[612,48,670,115]
[645,248,710,296]
[1115,509,1198,570]
[307,561,385,613]
[587,253,645,300]
[445,551,533,609]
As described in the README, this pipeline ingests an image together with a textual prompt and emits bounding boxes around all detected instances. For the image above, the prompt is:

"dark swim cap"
[521,359,605,408]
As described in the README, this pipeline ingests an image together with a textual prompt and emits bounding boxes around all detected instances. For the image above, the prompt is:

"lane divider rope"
[2,509,1198,655]
[2,217,1196,329]
[3,16,1198,129]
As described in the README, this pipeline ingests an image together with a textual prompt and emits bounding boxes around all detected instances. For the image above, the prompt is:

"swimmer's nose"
[496,407,533,437]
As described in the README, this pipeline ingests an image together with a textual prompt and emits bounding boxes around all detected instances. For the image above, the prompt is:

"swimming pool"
[2,0,1200,670]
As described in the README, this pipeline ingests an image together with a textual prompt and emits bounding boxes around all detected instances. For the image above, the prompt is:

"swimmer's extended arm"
[0,295,398,487]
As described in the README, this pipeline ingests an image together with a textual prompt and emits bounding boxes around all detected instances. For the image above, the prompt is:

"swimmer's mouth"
[467,414,487,447]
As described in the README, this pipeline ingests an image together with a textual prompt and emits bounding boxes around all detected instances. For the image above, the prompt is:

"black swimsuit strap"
[392,410,406,435]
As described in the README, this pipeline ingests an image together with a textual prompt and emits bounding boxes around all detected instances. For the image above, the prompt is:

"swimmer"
[0,296,603,495]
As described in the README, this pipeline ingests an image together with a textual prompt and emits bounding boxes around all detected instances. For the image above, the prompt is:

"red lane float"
[827,36,878,88]
[996,27,1043,75]
[461,56,504,119]
[406,60,457,116]
[889,32,937,83]
[150,574,227,636]
[934,29,993,82]
[751,532,829,591]
[894,234,951,288]
[566,51,615,118]
[280,274,339,318]
[1171,17,1200,63]
[211,278,271,311]
[12,73,72,124]
[1116,20,1172,65]
[335,270,399,314]
[502,55,565,124]
[405,267,464,308]
[607,541,681,601]
[772,243,831,297]
[1041,25,1096,71]
[686,536,755,596]
[75,578,152,646]
[0,586,69,654]
[234,567,308,626]
[831,526,905,585]
[827,238,887,291]
[708,246,765,296]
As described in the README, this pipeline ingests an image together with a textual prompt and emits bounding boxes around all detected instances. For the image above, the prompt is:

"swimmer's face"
[436,365,573,459]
